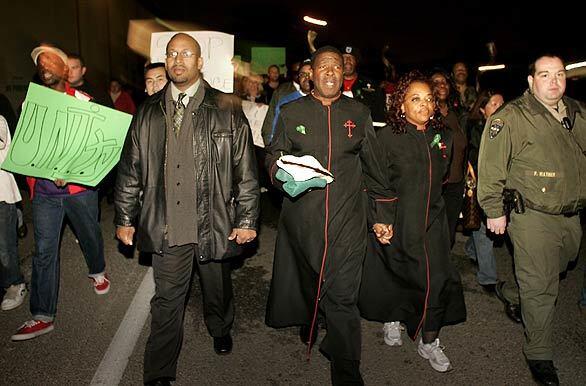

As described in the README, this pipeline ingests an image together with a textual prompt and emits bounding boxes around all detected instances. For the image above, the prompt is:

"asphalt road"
[1,193,585,385]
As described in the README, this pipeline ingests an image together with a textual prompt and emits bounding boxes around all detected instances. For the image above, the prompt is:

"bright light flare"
[478,64,506,72]
[566,61,586,70]
[303,16,327,26]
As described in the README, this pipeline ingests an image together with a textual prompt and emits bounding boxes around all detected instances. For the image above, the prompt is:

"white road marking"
[90,268,154,386]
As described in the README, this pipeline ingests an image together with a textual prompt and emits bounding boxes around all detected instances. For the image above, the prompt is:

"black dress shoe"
[495,281,522,323]
[144,379,171,386]
[17,223,27,239]
[480,283,496,294]
[213,334,233,355]
[299,324,318,346]
[528,360,559,385]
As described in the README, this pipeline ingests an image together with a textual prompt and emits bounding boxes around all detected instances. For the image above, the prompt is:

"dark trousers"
[0,202,24,288]
[319,254,364,385]
[505,209,581,360]
[443,180,465,247]
[144,243,234,383]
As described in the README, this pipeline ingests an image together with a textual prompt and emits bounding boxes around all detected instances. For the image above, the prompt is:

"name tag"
[526,171,557,178]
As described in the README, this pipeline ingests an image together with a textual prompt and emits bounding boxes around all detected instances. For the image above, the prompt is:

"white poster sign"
[241,100,268,148]
[150,31,234,93]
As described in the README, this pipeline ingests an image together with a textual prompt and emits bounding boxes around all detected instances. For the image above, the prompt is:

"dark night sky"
[139,1,583,62]
[138,0,585,96]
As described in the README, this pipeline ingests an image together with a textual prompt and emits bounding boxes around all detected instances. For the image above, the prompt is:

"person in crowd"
[67,53,114,108]
[114,33,259,386]
[478,54,586,386]
[452,62,478,111]
[380,44,398,111]
[341,45,387,125]
[359,70,466,373]
[104,77,137,203]
[464,90,505,293]
[0,92,27,239]
[263,64,281,103]
[0,114,27,311]
[11,44,109,342]
[262,59,313,145]
[109,78,136,115]
[284,60,301,82]
[240,74,267,104]
[265,45,394,385]
[144,62,168,96]
[431,69,467,246]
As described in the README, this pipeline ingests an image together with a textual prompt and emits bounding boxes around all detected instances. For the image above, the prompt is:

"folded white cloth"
[276,154,334,183]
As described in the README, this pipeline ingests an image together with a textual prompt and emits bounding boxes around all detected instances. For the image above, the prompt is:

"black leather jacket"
[114,81,259,261]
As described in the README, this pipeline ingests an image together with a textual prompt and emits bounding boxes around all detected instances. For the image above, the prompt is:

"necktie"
[173,93,186,134]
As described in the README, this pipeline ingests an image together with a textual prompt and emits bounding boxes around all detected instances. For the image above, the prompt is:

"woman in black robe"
[359,71,466,373]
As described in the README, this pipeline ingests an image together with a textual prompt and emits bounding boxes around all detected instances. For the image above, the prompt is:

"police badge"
[489,118,504,139]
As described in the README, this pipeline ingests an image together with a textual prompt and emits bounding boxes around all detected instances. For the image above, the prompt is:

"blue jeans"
[0,202,24,288]
[465,222,498,285]
[30,191,105,321]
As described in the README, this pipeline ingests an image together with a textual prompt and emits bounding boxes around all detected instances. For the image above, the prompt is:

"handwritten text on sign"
[1,83,132,186]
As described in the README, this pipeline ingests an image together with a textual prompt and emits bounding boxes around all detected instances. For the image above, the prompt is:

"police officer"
[340,45,387,125]
[478,54,586,386]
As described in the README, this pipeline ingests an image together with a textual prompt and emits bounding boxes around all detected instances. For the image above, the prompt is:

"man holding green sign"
[5,45,131,341]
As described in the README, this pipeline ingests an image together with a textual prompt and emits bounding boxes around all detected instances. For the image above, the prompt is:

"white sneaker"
[2,283,27,311]
[383,321,403,346]
[417,338,452,372]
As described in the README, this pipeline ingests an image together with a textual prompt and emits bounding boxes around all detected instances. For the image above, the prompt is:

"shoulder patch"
[489,118,504,139]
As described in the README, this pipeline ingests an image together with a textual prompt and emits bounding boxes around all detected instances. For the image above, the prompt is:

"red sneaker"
[11,320,54,341]
[91,274,110,295]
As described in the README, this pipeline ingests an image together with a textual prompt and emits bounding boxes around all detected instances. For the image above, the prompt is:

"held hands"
[116,226,135,246]
[276,168,327,197]
[228,228,257,244]
[487,216,507,235]
[373,223,393,245]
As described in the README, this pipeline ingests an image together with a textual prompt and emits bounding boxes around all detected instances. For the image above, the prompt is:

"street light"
[303,16,327,27]
[477,42,505,72]
[478,64,506,72]
[566,61,586,71]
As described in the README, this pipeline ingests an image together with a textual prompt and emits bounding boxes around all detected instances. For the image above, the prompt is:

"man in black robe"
[264,46,395,385]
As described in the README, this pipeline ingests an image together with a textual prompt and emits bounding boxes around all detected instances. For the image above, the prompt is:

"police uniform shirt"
[535,96,567,122]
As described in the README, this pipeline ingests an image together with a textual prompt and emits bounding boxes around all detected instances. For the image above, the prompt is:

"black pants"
[143,243,234,383]
[443,180,465,247]
[319,254,364,385]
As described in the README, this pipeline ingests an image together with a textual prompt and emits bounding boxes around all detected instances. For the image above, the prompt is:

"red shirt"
[112,91,136,115]
[343,77,357,92]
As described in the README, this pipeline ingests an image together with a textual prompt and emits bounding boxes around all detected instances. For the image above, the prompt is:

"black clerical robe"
[265,95,395,353]
[359,123,466,339]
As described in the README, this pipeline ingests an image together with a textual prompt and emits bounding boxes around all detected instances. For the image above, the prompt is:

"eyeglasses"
[165,50,196,59]
[298,72,311,79]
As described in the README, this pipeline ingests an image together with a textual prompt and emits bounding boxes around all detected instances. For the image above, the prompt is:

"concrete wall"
[1,0,151,113]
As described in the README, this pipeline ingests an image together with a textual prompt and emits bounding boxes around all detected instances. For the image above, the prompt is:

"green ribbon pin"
[296,125,306,135]
[430,134,441,148]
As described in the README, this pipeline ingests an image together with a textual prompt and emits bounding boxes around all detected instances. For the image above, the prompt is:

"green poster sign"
[1,83,132,187]
[251,47,286,76]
